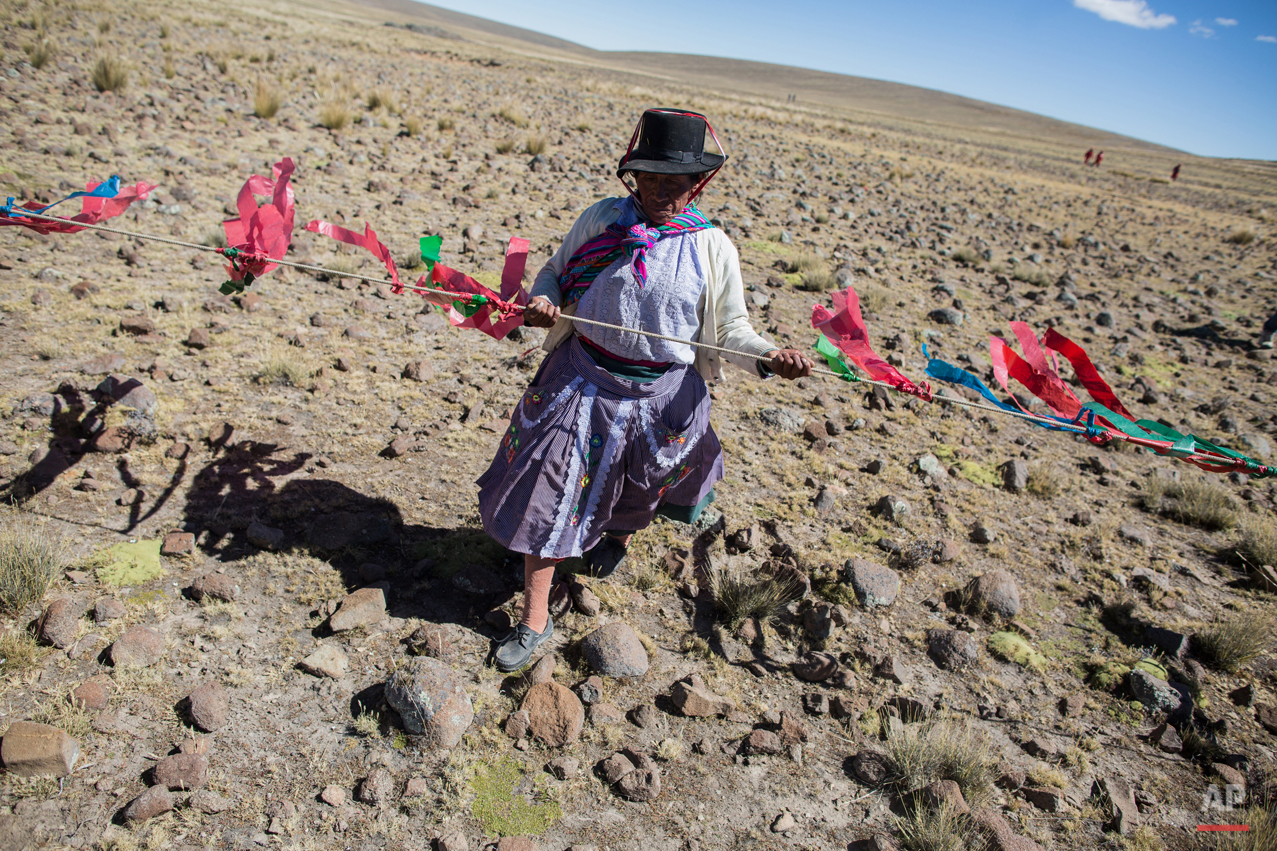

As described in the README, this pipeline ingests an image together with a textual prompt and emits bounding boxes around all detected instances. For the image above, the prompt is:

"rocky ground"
[1,0,1276,850]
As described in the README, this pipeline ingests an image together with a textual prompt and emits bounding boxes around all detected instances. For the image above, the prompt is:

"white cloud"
[1259,34,1277,42]
[1190,19,1216,37]
[1215,17,1238,26]
[1073,0,1177,29]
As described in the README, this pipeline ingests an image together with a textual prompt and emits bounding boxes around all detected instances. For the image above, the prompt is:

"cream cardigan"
[528,197,779,383]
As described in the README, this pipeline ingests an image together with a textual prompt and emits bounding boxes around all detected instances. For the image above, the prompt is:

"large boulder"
[0,721,79,777]
[846,559,900,608]
[384,657,473,748]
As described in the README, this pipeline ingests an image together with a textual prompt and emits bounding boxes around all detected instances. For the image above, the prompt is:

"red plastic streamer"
[811,286,932,400]
[0,180,157,234]
[430,237,530,340]
[1042,327,1136,420]
[303,219,401,291]
[223,158,296,282]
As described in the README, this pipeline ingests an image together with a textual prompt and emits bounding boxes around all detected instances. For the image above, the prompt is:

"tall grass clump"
[318,102,350,131]
[1011,266,1052,287]
[494,138,516,155]
[256,351,312,388]
[949,246,980,265]
[437,116,455,132]
[1238,514,1277,571]
[1141,474,1237,531]
[892,804,990,851]
[0,511,67,613]
[403,116,423,137]
[1026,463,1064,499]
[858,282,892,315]
[785,252,822,274]
[1195,611,1273,673]
[495,105,528,127]
[798,268,833,292]
[91,55,128,93]
[1226,228,1257,246]
[524,134,547,156]
[710,567,803,630]
[1213,805,1277,851]
[366,89,396,112]
[884,717,1000,804]
[0,628,45,677]
[253,79,283,119]
[26,39,56,70]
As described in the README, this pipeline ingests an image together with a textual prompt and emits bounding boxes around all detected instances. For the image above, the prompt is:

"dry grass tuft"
[26,39,56,70]
[786,252,823,274]
[884,717,1000,804]
[496,105,528,127]
[1213,805,1277,850]
[0,511,66,613]
[494,138,517,155]
[858,282,891,314]
[1195,611,1273,673]
[91,55,128,93]
[1238,514,1277,570]
[1226,228,1257,246]
[892,803,990,851]
[256,351,312,388]
[163,58,175,80]
[366,89,396,112]
[949,246,981,264]
[0,628,46,677]
[403,116,423,137]
[710,567,803,630]
[318,102,350,131]
[437,116,455,132]
[1141,475,1237,530]
[798,268,834,292]
[524,134,547,156]
[1026,463,1064,499]
[253,79,283,119]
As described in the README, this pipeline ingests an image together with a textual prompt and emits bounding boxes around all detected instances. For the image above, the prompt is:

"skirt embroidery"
[638,396,701,469]
[572,398,636,553]
[540,384,597,559]
[515,375,583,432]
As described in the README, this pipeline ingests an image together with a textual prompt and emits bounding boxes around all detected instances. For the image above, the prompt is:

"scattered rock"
[745,729,785,755]
[521,682,584,747]
[37,597,81,649]
[108,625,164,667]
[922,780,969,814]
[1022,786,1069,813]
[123,786,173,822]
[160,531,195,556]
[1118,524,1150,547]
[1129,669,1188,716]
[299,645,349,679]
[152,752,209,790]
[847,559,900,607]
[1150,722,1183,754]
[246,521,285,551]
[1096,777,1138,835]
[670,679,734,716]
[185,681,229,731]
[875,495,910,522]
[850,750,890,786]
[190,789,232,814]
[189,572,239,603]
[964,570,1021,618]
[1000,459,1028,492]
[384,657,474,748]
[94,598,126,623]
[927,629,978,670]
[771,811,796,833]
[358,767,396,805]
[328,586,387,632]
[792,652,838,682]
[548,756,580,780]
[579,622,649,678]
[0,721,79,777]
[320,785,346,807]
[576,676,603,705]
[72,677,110,711]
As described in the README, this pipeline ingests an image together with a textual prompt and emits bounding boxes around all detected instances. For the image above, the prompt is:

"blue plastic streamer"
[5,176,121,218]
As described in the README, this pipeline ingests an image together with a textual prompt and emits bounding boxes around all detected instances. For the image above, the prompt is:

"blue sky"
[422,0,1277,160]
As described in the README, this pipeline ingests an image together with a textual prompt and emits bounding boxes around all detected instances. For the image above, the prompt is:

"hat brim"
[617,153,726,178]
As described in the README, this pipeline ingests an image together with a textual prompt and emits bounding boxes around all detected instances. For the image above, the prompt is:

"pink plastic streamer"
[811,286,932,400]
[222,158,296,281]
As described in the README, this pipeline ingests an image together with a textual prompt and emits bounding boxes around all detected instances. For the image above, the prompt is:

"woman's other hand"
[524,296,561,328]
[768,349,813,380]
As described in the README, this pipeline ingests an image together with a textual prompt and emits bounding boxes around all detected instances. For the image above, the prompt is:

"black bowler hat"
[616,109,727,178]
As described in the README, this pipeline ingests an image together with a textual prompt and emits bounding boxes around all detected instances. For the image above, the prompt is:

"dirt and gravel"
[1,1,1276,850]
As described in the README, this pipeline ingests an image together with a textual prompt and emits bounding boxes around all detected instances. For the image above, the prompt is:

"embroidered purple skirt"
[477,336,723,559]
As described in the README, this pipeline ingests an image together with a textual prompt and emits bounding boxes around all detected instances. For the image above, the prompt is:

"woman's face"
[634,172,697,225]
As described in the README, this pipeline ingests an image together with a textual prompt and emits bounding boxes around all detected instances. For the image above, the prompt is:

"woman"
[478,109,813,671]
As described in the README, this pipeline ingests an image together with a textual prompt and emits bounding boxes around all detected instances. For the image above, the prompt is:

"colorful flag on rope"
[0,177,157,235]
[429,237,530,341]
[811,286,932,400]
[220,158,296,293]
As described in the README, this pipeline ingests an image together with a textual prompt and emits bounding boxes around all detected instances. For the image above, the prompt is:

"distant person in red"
[1084,148,1094,164]
[1171,164,1181,181]
[1095,151,1104,167]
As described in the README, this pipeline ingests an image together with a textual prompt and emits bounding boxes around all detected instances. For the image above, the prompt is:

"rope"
[5,208,1269,474]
